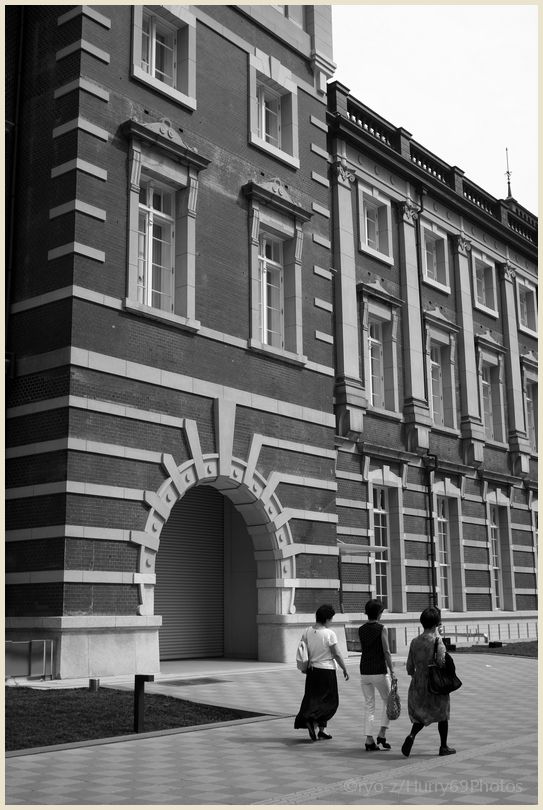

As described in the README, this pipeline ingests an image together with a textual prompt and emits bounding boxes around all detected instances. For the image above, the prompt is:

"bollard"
[89,678,100,692]
[134,674,154,733]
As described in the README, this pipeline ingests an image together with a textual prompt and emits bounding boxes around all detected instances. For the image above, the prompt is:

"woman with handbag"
[401,607,456,758]
[294,604,349,741]
[358,599,396,751]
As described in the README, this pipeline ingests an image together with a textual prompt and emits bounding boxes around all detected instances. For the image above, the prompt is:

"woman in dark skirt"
[294,604,349,741]
[401,606,456,758]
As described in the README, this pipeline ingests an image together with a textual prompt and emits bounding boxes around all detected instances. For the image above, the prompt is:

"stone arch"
[133,449,297,619]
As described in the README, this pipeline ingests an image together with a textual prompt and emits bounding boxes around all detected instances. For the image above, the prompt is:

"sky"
[331,4,539,214]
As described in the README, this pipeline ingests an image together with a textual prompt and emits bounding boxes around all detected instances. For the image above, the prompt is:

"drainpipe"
[423,453,439,607]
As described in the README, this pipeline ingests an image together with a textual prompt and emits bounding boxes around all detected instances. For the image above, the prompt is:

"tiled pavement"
[5,653,538,805]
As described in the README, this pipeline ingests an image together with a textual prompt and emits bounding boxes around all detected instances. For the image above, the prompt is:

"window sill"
[358,243,394,267]
[422,276,451,295]
[248,339,307,366]
[518,324,538,339]
[249,133,300,170]
[473,301,498,319]
[367,406,402,422]
[124,299,200,332]
[132,67,197,111]
[483,438,508,450]
[430,423,460,438]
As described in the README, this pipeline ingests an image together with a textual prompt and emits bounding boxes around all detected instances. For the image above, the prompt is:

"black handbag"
[428,638,462,695]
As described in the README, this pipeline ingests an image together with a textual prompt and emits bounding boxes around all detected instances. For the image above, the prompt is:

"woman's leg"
[438,720,448,747]
[360,677,376,742]
[375,674,391,739]
[401,721,424,757]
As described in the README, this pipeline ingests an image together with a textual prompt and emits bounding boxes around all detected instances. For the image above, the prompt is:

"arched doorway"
[154,485,258,660]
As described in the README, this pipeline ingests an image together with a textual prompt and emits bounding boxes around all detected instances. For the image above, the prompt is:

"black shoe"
[318,730,332,740]
[365,742,380,751]
[401,735,414,757]
[306,721,317,741]
[439,745,456,756]
[377,737,391,749]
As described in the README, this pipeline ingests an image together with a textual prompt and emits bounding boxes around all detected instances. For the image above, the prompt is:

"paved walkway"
[5,653,538,804]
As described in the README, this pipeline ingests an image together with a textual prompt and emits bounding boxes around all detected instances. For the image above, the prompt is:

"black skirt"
[294,667,339,729]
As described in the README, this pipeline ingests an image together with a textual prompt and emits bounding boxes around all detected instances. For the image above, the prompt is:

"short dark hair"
[420,607,441,629]
[316,604,336,624]
[364,599,384,620]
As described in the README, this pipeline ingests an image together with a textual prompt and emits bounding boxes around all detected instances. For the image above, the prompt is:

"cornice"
[328,110,537,260]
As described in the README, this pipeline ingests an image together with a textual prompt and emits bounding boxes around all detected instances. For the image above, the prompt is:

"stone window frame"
[357,180,394,265]
[424,313,459,432]
[484,489,512,611]
[366,465,404,613]
[122,119,210,331]
[521,355,538,454]
[431,477,464,612]
[243,179,311,364]
[516,275,538,336]
[131,5,196,111]
[471,248,498,317]
[248,51,300,169]
[359,281,401,416]
[420,217,450,293]
[476,336,507,446]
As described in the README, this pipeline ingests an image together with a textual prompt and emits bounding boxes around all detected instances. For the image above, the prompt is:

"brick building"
[5,6,537,680]
[328,82,538,651]
[5,4,338,678]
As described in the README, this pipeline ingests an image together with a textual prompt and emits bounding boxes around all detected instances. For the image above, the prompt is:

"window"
[257,84,282,149]
[472,251,497,314]
[428,341,457,428]
[138,181,174,311]
[272,5,305,26]
[436,497,451,610]
[521,356,538,455]
[476,335,506,444]
[489,506,502,610]
[526,382,538,451]
[480,361,504,442]
[424,315,458,430]
[132,6,196,109]
[249,52,299,168]
[284,5,305,26]
[368,320,384,407]
[123,118,210,329]
[517,278,537,334]
[421,221,449,290]
[258,235,283,347]
[142,12,176,87]
[373,486,389,608]
[244,179,311,362]
[361,288,400,413]
[429,344,444,423]
[358,182,393,263]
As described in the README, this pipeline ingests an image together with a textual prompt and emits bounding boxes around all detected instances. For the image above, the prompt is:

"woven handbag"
[428,638,462,695]
[386,677,401,720]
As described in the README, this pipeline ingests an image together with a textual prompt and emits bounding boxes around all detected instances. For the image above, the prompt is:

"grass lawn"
[5,687,260,752]
[453,640,537,657]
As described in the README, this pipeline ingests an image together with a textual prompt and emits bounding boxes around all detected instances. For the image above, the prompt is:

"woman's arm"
[381,626,395,677]
[435,636,446,666]
[330,643,350,680]
[406,642,414,676]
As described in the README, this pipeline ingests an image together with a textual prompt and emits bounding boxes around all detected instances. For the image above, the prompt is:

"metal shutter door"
[155,486,224,659]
